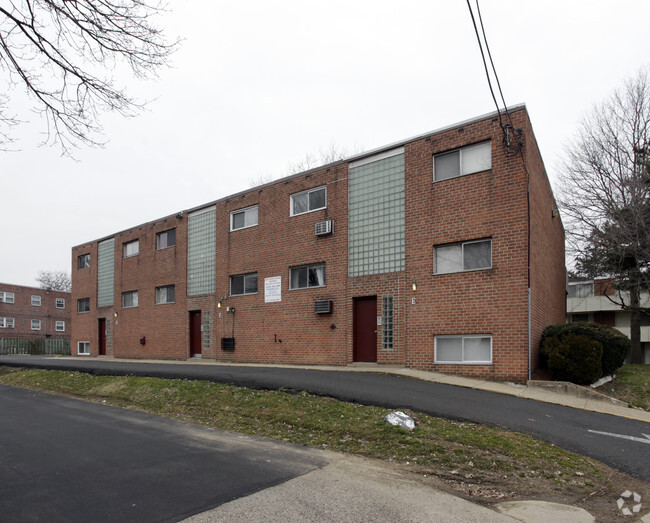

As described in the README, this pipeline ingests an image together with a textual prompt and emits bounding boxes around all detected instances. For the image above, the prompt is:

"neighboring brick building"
[0,283,71,353]
[71,106,565,382]
[567,279,650,363]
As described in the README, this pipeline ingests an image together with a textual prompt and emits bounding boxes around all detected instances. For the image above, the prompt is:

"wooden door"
[353,297,377,362]
[189,311,202,357]
[98,318,106,356]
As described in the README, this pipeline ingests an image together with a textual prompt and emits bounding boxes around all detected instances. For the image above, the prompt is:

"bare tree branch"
[36,269,71,292]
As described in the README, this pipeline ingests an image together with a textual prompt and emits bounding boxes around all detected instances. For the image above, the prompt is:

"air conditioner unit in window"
[315,220,333,236]
[314,299,333,314]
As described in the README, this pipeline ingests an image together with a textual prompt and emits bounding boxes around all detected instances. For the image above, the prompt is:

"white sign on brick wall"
[264,276,282,303]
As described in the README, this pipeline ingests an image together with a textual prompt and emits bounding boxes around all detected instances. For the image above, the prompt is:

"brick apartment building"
[71,106,566,382]
[0,283,71,352]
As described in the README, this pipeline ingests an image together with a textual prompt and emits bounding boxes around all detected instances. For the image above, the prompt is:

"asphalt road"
[2,356,649,483]
[0,384,327,522]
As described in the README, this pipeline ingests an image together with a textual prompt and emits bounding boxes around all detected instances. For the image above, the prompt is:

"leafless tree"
[0,0,177,154]
[557,68,650,363]
[36,270,71,292]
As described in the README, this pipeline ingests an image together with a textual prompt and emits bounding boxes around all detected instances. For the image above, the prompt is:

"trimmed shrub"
[541,333,603,385]
[540,322,629,377]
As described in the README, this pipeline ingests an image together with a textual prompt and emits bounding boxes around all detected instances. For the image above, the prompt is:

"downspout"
[526,145,532,382]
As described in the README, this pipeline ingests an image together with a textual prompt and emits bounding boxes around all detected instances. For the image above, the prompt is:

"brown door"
[353,297,377,362]
[98,318,107,356]
[189,311,202,357]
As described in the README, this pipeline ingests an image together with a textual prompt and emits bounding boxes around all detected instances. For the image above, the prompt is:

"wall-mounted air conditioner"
[315,220,333,236]
[314,299,333,314]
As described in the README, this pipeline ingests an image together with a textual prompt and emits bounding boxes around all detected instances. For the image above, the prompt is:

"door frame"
[98,318,107,356]
[353,296,378,363]
[189,310,202,357]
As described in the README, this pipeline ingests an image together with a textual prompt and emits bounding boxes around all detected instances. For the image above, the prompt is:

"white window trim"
[155,285,176,305]
[230,273,258,296]
[230,205,259,232]
[123,240,139,258]
[290,186,327,216]
[56,298,66,309]
[433,141,491,182]
[122,290,139,308]
[31,319,41,331]
[55,321,65,332]
[434,335,493,365]
[78,341,90,355]
[1,292,15,304]
[0,317,15,328]
[289,263,326,290]
[434,239,492,275]
[31,295,42,307]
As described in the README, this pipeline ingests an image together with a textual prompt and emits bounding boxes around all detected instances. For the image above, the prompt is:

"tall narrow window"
[382,297,394,350]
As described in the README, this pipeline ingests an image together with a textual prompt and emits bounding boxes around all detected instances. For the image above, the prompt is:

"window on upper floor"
[77,297,90,313]
[290,186,326,216]
[31,295,41,307]
[434,141,491,182]
[77,253,91,269]
[56,298,65,309]
[230,205,258,231]
[434,239,492,274]
[31,319,41,330]
[155,285,175,304]
[123,240,139,258]
[0,317,15,328]
[156,229,176,250]
[230,273,258,296]
[435,335,492,364]
[0,292,15,304]
[122,290,138,308]
[290,263,326,289]
[55,321,65,332]
[568,282,594,298]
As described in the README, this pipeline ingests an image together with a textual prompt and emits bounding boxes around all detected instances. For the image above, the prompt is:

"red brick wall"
[0,283,70,339]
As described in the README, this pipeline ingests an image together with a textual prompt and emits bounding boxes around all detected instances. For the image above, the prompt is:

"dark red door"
[353,297,377,362]
[98,318,106,356]
[189,311,202,357]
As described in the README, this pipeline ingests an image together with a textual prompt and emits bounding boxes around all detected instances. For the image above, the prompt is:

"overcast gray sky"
[2,1,649,287]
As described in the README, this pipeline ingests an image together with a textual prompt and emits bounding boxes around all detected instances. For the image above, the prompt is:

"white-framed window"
[155,285,175,304]
[77,253,91,269]
[31,295,42,307]
[290,186,326,216]
[78,341,90,355]
[435,335,492,364]
[156,229,176,250]
[56,297,65,309]
[230,205,258,231]
[55,321,65,332]
[434,239,492,274]
[77,297,90,313]
[230,273,258,296]
[0,292,15,304]
[0,317,15,328]
[434,141,491,182]
[123,239,139,258]
[290,263,326,289]
[568,282,594,298]
[31,319,41,330]
[122,290,138,308]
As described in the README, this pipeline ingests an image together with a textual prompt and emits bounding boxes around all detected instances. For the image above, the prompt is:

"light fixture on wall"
[217,301,222,309]
[411,282,417,291]
[114,312,118,318]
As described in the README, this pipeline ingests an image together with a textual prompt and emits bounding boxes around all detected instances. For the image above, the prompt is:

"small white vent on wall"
[314,299,333,314]
[315,220,333,236]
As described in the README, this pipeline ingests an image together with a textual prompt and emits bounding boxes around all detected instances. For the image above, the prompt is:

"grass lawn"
[0,365,647,520]
[600,364,650,411]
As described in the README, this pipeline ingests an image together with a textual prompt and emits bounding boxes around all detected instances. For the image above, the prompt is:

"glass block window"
[56,298,65,309]
[77,253,90,269]
[122,290,138,308]
[203,311,210,350]
[187,207,216,296]
[55,321,65,332]
[78,341,90,355]
[230,273,258,296]
[97,238,115,307]
[435,335,492,364]
[434,141,491,182]
[434,239,491,274]
[157,229,176,250]
[348,148,405,276]
[77,297,90,313]
[155,285,175,304]
[382,297,394,350]
[31,319,41,330]
[231,205,258,231]
[31,295,41,306]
